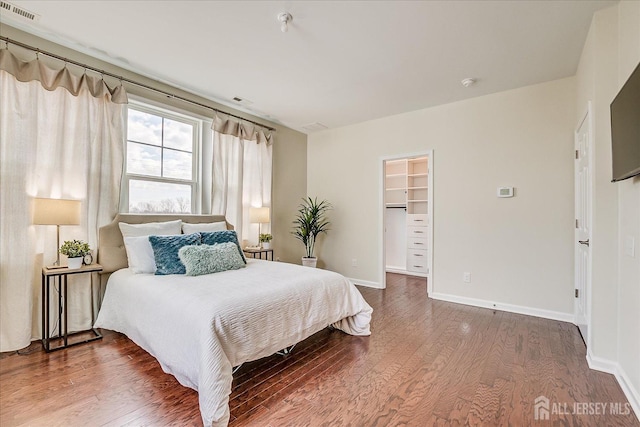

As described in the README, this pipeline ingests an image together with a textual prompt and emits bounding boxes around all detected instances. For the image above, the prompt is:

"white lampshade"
[33,198,81,225]
[249,207,270,224]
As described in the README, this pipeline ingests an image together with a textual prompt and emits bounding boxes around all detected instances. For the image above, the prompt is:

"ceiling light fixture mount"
[461,78,476,88]
[277,12,293,33]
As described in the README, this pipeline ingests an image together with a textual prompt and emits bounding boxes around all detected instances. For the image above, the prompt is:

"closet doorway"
[381,152,433,293]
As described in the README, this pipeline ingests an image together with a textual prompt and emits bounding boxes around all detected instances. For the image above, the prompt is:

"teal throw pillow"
[200,230,246,263]
[178,243,246,276]
[149,233,201,275]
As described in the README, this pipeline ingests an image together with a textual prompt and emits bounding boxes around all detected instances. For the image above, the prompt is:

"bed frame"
[98,214,231,276]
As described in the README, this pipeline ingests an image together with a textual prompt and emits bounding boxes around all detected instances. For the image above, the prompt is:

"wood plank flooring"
[1,273,637,426]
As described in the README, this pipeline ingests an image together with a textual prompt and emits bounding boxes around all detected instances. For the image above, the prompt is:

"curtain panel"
[0,53,126,352]
[210,115,272,246]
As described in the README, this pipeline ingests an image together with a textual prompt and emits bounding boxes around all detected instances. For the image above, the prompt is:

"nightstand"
[41,264,103,352]
[243,248,274,261]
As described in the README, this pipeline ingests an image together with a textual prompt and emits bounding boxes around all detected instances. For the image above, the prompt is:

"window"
[123,103,201,213]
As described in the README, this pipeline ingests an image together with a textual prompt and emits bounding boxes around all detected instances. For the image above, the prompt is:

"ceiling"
[2,1,613,133]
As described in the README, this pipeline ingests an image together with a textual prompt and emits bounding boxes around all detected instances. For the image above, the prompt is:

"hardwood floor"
[1,273,637,426]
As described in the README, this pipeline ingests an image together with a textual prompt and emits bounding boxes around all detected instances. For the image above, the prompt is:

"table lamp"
[33,198,81,269]
[249,207,270,248]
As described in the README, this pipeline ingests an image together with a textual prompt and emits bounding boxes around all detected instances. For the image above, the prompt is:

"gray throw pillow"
[178,242,246,276]
[200,230,247,263]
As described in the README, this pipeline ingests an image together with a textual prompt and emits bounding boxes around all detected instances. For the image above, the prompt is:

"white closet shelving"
[385,156,429,278]
[384,160,407,208]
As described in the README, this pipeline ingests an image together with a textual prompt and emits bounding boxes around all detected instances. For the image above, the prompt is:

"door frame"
[379,150,434,294]
[574,102,593,348]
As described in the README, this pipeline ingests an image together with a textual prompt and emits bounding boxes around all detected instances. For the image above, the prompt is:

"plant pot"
[67,257,83,270]
[302,257,317,268]
[262,242,271,250]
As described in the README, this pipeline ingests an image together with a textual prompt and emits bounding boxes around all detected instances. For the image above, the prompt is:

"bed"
[94,214,373,427]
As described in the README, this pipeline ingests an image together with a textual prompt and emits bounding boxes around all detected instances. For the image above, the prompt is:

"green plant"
[292,197,331,258]
[59,240,91,258]
[259,233,273,243]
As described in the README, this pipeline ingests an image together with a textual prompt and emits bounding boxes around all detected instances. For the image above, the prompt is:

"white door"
[574,107,592,344]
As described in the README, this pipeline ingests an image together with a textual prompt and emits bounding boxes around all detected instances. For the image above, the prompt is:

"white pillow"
[182,221,227,234]
[119,220,182,238]
[123,236,157,274]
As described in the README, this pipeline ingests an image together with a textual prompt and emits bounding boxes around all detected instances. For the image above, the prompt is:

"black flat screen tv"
[610,61,640,182]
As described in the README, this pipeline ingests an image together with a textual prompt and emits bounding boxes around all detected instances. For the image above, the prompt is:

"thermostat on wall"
[497,187,514,198]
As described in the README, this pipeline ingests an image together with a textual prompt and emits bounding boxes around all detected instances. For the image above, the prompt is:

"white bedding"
[94,259,373,427]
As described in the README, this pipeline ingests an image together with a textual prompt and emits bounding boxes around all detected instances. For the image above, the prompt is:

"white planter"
[262,242,271,249]
[67,257,83,270]
[302,257,317,268]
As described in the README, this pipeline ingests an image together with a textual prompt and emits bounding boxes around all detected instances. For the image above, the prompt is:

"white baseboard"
[348,277,383,289]
[385,267,407,275]
[616,368,640,422]
[429,292,575,323]
[586,351,618,374]
[587,350,640,422]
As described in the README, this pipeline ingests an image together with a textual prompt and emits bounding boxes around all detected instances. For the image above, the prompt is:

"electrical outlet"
[624,236,635,258]
[352,258,358,267]
[463,272,471,283]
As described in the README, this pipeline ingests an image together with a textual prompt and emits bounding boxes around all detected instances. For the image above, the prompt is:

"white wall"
[616,3,640,405]
[385,207,407,271]
[575,1,640,414]
[308,77,576,317]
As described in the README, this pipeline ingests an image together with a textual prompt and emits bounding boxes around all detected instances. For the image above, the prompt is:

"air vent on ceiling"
[302,122,328,132]
[0,1,40,21]
[231,96,253,106]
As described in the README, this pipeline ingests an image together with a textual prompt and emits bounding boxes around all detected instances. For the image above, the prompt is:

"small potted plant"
[259,233,273,249]
[59,239,91,270]
[292,197,331,268]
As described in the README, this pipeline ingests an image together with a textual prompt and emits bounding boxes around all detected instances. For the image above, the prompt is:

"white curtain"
[210,115,272,245]
[0,50,125,352]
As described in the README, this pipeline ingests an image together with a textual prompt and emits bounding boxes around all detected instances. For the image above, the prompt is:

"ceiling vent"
[231,96,253,106]
[302,122,328,132]
[0,1,40,21]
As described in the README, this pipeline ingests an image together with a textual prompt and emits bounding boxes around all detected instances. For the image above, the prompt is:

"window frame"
[122,100,202,214]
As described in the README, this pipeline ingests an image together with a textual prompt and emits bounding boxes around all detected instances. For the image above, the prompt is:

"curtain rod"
[0,36,276,132]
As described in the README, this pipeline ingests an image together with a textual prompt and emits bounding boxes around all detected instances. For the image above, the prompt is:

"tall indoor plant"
[292,197,331,268]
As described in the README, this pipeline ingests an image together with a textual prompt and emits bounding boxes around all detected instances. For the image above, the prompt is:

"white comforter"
[94,259,373,427]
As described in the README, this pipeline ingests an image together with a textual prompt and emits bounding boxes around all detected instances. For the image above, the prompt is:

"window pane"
[128,109,162,146]
[164,119,193,151]
[127,142,161,177]
[163,149,192,180]
[128,180,192,213]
